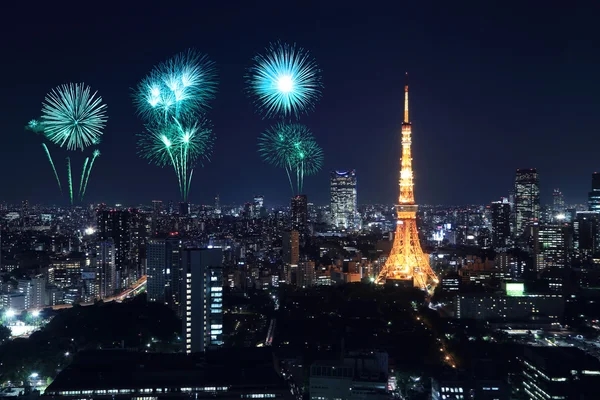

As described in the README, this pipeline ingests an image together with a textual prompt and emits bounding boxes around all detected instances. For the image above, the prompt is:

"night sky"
[2,2,598,206]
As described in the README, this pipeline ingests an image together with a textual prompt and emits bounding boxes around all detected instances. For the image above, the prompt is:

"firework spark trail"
[81,150,100,200]
[79,157,89,198]
[41,143,62,194]
[66,157,73,205]
[247,41,322,119]
[42,83,107,151]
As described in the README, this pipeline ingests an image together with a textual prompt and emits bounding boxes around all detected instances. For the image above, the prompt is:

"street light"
[5,309,15,318]
[30,372,39,379]
[31,310,40,318]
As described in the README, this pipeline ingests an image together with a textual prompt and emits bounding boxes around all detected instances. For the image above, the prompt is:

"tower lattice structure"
[376,74,439,291]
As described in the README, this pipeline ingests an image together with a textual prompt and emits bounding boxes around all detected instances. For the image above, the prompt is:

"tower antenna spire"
[404,72,409,123]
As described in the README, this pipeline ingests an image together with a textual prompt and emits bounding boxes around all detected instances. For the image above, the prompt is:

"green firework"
[81,150,100,200]
[41,143,62,194]
[138,117,213,201]
[66,157,73,205]
[258,123,323,194]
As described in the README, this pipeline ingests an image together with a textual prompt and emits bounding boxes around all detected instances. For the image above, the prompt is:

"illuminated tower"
[376,74,438,291]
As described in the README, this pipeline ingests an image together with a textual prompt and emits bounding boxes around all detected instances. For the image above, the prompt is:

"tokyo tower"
[376,74,439,291]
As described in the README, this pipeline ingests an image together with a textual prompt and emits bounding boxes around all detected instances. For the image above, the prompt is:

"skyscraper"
[182,248,223,353]
[588,172,600,212]
[534,224,572,273]
[95,240,116,298]
[146,236,182,313]
[514,168,540,237]
[291,195,308,233]
[553,188,564,213]
[330,170,358,230]
[282,230,300,266]
[253,195,264,218]
[491,199,511,249]
[179,202,189,216]
[97,209,133,286]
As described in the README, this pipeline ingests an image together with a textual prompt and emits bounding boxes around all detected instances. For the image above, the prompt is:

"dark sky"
[1,1,599,207]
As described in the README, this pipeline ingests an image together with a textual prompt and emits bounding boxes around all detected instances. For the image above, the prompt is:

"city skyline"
[2,3,598,206]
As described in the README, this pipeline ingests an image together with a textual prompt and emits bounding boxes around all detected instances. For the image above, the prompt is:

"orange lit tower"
[376,74,438,291]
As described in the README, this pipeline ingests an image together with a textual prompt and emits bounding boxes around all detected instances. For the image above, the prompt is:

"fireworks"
[134,49,217,201]
[134,50,217,124]
[247,41,322,119]
[258,123,323,194]
[26,83,107,204]
[138,117,213,201]
[42,83,107,151]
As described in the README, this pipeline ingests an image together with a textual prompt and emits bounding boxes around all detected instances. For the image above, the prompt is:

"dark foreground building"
[44,348,293,399]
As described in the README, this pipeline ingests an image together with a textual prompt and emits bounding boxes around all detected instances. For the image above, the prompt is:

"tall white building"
[182,248,223,353]
[17,275,46,309]
[95,240,116,298]
[331,170,359,230]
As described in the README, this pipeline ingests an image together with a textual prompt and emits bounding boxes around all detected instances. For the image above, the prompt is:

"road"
[27,275,147,312]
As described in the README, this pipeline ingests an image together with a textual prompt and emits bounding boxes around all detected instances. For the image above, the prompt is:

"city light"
[31,310,40,318]
[84,227,95,235]
[5,309,15,318]
[30,373,39,379]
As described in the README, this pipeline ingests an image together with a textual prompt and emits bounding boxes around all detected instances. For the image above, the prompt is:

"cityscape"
[1,3,599,400]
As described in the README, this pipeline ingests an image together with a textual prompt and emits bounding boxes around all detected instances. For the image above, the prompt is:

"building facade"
[182,248,223,353]
[330,170,358,230]
[514,169,540,238]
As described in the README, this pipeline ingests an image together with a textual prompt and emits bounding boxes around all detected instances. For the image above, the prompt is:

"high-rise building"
[282,230,300,266]
[97,209,133,286]
[17,276,46,309]
[182,248,223,353]
[253,195,264,218]
[514,168,540,237]
[95,240,116,298]
[146,236,182,312]
[574,211,600,259]
[588,172,600,212]
[291,195,308,233]
[491,199,511,249]
[179,202,189,216]
[534,224,571,273]
[330,170,358,230]
[552,188,564,213]
[21,200,28,227]
[152,200,162,215]
[515,347,600,400]
[214,194,221,215]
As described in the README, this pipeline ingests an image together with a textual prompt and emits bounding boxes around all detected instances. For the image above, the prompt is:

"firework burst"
[247,41,322,119]
[41,83,107,151]
[138,117,213,201]
[134,50,217,124]
[258,123,323,194]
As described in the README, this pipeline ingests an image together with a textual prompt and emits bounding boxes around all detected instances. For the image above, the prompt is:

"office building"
[514,169,540,237]
[146,236,182,311]
[182,248,223,353]
[95,240,116,298]
[514,347,600,400]
[534,224,571,273]
[330,170,358,230]
[282,230,300,266]
[17,276,46,309]
[589,172,600,212]
[45,349,294,400]
[291,195,308,233]
[97,209,133,286]
[253,195,264,218]
[309,352,390,400]
[552,188,564,213]
[179,202,189,216]
[491,199,511,249]
[574,211,600,258]
[455,284,563,321]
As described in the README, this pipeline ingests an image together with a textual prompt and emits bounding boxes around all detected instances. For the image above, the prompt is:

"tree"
[0,324,10,343]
